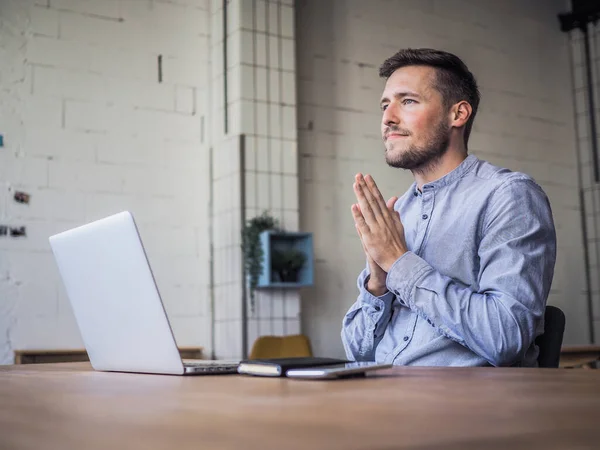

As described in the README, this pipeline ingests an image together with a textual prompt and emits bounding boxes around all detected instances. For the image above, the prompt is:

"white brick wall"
[298,0,587,358]
[570,23,600,343]
[210,0,300,359]
[0,0,212,363]
[2,0,589,365]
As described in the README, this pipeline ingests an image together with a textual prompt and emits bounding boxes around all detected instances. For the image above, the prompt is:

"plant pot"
[275,269,300,283]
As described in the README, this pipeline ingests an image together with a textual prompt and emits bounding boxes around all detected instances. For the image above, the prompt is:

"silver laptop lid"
[49,211,185,375]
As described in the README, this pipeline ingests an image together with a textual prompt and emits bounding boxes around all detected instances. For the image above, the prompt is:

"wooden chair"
[249,334,313,359]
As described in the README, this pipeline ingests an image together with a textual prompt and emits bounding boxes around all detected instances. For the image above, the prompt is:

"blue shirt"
[341,155,556,367]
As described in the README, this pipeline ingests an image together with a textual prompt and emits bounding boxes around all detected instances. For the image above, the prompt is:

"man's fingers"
[386,196,398,211]
[356,174,383,218]
[364,174,388,215]
[386,195,403,224]
[351,203,369,232]
[355,224,370,254]
[352,204,372,255]
[353,208,364,238]
[353,180,377,225]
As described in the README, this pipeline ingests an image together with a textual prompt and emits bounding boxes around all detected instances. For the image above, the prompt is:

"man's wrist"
[366,277,388,296]
[382,250,407,272]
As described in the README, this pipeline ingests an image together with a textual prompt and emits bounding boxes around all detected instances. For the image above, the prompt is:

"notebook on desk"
[49,211,239,376]
[237,357,348,377]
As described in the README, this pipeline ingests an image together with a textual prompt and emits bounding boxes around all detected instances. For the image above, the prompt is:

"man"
[341,48,556,367]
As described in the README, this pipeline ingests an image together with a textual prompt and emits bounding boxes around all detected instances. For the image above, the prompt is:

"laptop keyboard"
[183,360,239,373]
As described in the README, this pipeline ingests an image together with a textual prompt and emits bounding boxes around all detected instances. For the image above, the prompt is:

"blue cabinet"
[257,231,314,289]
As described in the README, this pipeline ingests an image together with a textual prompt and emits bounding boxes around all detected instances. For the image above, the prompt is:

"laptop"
[49,211,239,375]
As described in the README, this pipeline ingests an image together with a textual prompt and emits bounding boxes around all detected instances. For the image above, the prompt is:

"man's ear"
[451,101,472,128]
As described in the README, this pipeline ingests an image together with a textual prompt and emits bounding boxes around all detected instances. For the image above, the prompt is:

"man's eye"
[381,104,388,111]
[403,99,416,105]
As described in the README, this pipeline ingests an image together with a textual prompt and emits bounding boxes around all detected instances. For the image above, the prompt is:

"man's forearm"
[385,252,547,367]
[341,269,395,361]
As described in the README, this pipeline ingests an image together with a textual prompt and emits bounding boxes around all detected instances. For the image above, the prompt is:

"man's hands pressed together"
[351,173,408,295]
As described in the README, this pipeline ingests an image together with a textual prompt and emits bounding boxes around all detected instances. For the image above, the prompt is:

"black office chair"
[535,305,566,368]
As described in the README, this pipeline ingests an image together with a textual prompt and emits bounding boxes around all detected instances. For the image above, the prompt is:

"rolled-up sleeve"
[385,179,556,367]
[341,267,395,361]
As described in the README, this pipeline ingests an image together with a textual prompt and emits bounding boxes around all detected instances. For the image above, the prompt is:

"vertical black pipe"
[209,146,216,359]
[582,23,598,343]
[579,189,596,344]
[583,23,599,182]
[570,29,596,345]
[240,134,248,359]
[157,54,163,83]
[223,0,228,134]
[591,23,600,344]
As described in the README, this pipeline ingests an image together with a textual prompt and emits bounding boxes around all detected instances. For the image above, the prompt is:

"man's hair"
[379,48,480,147]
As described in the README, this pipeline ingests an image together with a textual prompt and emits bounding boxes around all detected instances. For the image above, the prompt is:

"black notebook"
[237,357,348,377]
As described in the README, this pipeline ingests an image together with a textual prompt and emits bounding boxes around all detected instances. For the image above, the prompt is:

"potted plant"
[271,248,307,283]
[241,211,279,313]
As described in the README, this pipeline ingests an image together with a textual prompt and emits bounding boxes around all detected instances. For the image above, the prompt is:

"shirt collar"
[413,154,478,196]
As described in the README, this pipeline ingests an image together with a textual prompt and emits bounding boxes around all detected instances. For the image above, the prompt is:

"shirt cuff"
[385,251,433,303]
[360,274,395,312]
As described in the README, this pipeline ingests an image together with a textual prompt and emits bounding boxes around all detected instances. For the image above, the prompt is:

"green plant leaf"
[241,211,279,313]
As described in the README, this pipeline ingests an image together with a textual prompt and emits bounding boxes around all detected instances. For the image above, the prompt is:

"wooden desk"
[1,363,599,450]
[560,345,600,368]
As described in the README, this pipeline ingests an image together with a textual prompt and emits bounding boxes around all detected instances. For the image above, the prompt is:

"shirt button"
[413,192,418,197]
[403,336,409,342]
[422,214,428,220]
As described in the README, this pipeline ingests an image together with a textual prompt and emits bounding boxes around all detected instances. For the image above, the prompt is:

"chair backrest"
[249,334,313,360]
[535,305,566,368]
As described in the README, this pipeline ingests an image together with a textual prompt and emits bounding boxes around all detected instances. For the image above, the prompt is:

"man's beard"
[384,120,450,174]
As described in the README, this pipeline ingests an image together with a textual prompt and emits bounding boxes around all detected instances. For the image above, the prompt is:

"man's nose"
[382,104,399,127]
